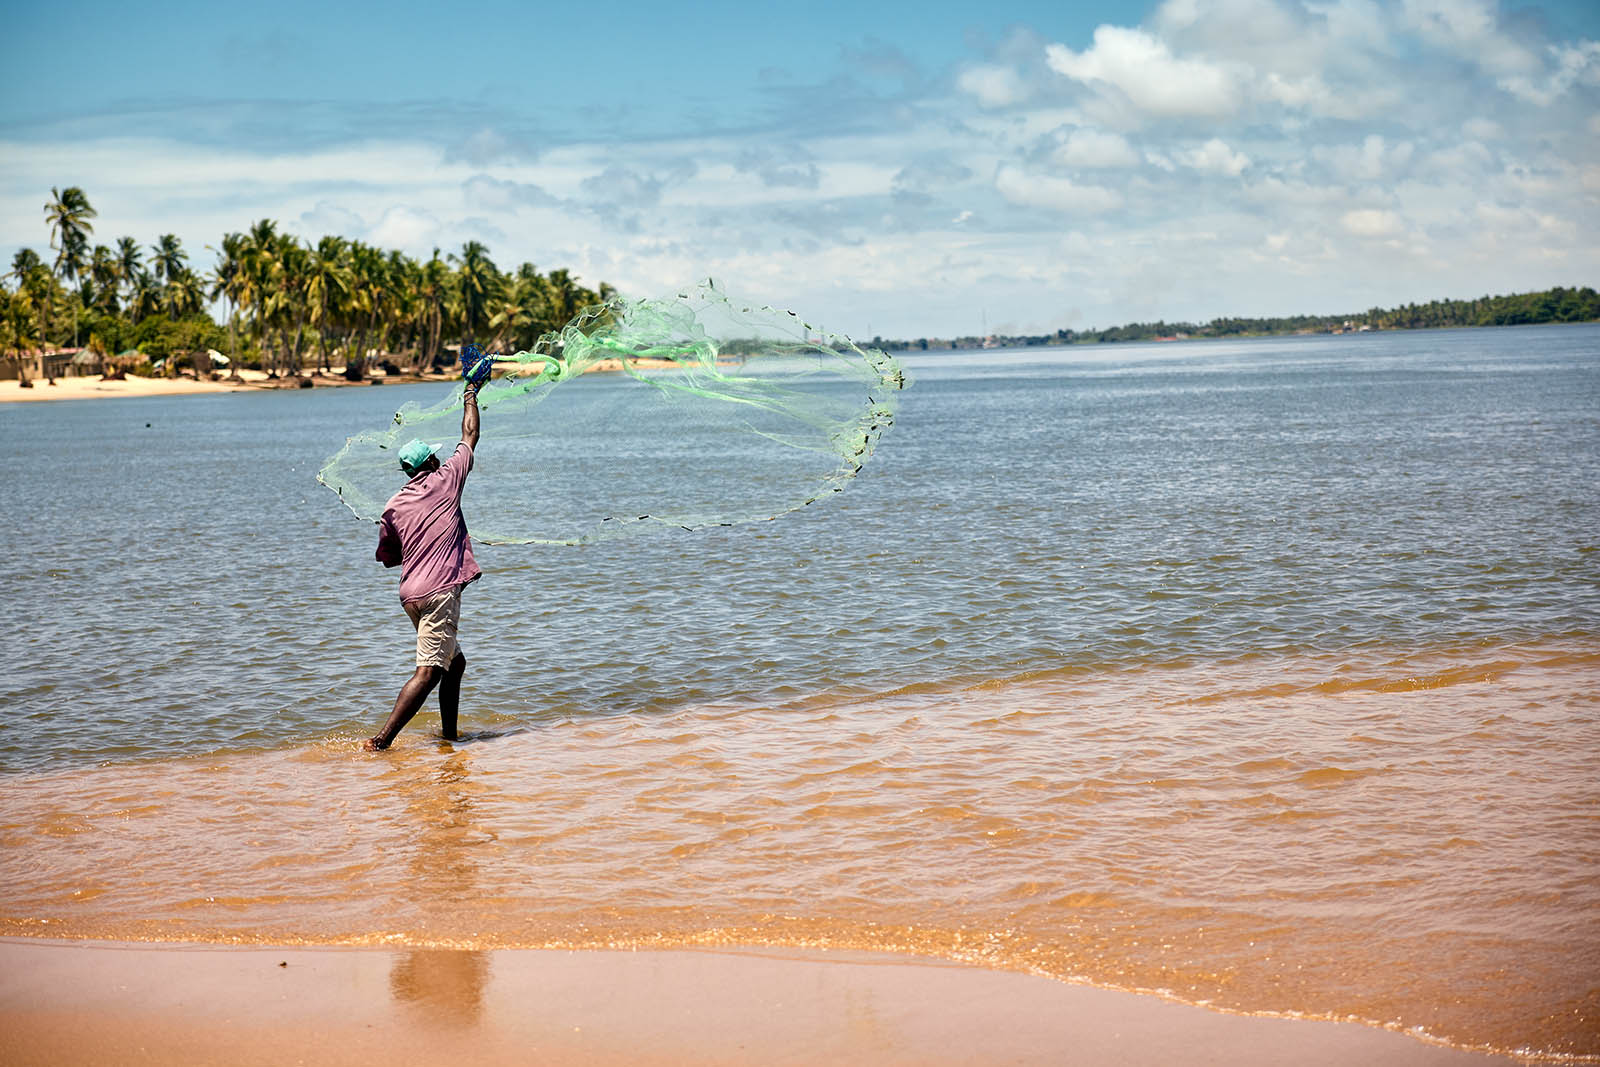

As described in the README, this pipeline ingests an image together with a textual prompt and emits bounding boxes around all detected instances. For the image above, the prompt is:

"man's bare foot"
[362,737,390,752]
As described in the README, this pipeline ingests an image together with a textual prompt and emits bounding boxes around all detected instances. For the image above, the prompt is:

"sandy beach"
[0,939,1506,1066]
[0,368,466,403]
[0,355,728,404]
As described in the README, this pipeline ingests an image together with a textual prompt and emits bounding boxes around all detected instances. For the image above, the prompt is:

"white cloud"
[1306,0,1391,49]
[958,64,1027,109]
[1314,134,1415,182]
[1422,140,1495,177]
[1054,127,1141,168]
[369,206,441,250]
[1341,208,1404,237]
[1180,138,1251,176]
[1401,0,1537,74]
[994,166,1123,213]
[1498,40,1600,105]
[1045,27,1244,118]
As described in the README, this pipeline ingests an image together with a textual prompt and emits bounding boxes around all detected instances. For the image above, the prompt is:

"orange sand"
[0,939,1505,1066]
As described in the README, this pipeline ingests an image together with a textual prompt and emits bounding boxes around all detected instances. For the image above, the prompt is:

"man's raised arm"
[462,382,481,450]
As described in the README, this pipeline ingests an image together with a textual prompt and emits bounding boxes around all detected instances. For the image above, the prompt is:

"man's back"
[376,442,481,603]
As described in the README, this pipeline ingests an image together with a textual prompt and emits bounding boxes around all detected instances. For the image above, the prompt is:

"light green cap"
[399,438,443,474]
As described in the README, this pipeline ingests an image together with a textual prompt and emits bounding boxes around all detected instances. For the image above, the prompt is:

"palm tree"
[267,236,311,377]
[385,252,423,370]
[208,232,247,371]
[8,248,44,286]
[412,249,451,372]
[240,220,280,373]
[545,268,587,330]
[44,188,95,303]
[44,187,96,264]
[449,241,501,348]
[89,244,119,314]
[128,268,162,323]
[115,237,142,307]
[163,268,205,321]
[44,188,96,349]
[150,234,187,284]
[304,235,351,373]
[10,252,55,377]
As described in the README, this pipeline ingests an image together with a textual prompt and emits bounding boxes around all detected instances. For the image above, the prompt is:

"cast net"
[317,281,907,545]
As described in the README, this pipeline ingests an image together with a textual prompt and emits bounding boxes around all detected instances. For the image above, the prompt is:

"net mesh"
[317,281,907,545]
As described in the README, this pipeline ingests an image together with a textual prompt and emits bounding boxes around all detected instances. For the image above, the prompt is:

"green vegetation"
[2,187,611,378]
[873,285,1600,351]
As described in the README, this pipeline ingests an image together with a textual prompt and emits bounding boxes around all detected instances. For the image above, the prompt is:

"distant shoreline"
[874,285,1598,353]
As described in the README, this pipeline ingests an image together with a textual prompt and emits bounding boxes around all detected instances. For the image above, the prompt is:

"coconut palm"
[43,188,97,348]
[128,268,162,323]
[304,235,351,372]
[412,249,451,372]
[449,241,502,347]
[163,268,206,321]
[270,237,312,377]
[208,232,247,368]
[239,220,280,372]
[115,237,142,305]
[44,187,96,290]
[150,234,188,284]
[89,244,120,314]
[378,249,416,368]
[8,248,43,285]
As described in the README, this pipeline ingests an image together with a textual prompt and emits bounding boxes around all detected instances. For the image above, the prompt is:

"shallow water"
[2,325,1597,1059]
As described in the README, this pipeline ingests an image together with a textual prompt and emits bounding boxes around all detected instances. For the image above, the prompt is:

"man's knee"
[415,663,447,686]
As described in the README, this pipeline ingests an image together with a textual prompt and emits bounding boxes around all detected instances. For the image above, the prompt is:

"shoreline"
[0,367,459,404]
[0,938,1507,1066]
[0,355,697,404]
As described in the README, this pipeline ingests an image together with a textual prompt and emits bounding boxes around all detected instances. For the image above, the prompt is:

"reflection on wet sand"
[386,750,490,1026]
[391,949,490,1027]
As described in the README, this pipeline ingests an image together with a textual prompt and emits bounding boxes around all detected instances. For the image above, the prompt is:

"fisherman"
[365,358,486,750]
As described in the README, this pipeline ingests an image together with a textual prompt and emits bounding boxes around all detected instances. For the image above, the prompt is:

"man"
[365,376,482,751]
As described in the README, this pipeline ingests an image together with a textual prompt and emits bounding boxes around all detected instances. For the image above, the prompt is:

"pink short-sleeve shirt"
[375,443,481,604]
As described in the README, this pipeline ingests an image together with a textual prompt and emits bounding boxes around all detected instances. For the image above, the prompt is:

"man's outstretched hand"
[461,343,494,387]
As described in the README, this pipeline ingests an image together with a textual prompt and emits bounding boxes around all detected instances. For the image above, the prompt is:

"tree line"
[870,285,1600,351]
[3,187,612,377]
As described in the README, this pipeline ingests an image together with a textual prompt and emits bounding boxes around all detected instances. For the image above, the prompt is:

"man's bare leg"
[437,652,466,741]
[365,664,446,750]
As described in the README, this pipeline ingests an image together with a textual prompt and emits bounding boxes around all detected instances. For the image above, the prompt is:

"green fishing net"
[317,281,907,545]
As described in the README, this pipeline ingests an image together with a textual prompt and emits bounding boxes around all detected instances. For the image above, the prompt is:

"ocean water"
[2,325,1597,1059]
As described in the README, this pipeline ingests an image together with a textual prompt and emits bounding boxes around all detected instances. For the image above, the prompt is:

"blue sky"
[4,0,1597,337]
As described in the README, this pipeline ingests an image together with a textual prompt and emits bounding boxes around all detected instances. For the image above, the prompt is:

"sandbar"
[0,939,1507,1065]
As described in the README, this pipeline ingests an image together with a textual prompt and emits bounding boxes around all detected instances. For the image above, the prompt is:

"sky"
[3,0,1597,338]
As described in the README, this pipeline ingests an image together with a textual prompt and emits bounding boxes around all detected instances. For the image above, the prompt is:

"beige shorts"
[404,586,462,669]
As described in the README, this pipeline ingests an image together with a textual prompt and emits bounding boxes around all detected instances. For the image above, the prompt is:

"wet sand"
[0,939,1504,1066]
